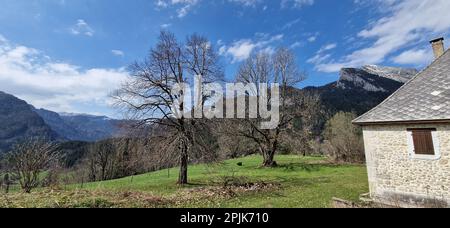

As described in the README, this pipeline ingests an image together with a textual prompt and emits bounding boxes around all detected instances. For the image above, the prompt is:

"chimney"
[430,37,445,59]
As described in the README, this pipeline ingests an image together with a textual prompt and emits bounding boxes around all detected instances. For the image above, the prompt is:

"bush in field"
[5,139,60,193]
[324,112,365,163]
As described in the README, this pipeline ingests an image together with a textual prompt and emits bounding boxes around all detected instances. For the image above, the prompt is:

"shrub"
[5,139,60,193]
[323,112,365,163]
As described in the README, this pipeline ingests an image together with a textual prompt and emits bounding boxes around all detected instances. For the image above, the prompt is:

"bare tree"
[86,141,115,181]
[114,31,222,184]
[235,48,306,167]
[6,139,60,193]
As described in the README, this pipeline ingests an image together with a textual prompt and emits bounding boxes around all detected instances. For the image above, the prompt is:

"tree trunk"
[262,145,278,167]
[3,174,10,194]
[101,166,106,181]
[178,140,189,185]
[262,130,280,167]
[262,150,278,167]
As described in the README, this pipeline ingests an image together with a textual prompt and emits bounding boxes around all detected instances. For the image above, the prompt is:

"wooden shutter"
[408,129,436,155]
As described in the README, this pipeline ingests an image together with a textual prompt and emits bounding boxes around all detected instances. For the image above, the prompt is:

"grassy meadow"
[0,155,368,208]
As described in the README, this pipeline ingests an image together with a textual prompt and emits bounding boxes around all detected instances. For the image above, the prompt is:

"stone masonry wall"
[363,124,450,207]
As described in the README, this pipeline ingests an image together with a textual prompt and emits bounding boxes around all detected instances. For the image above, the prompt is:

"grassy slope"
[64,155,369,208]
[1,155,368,208]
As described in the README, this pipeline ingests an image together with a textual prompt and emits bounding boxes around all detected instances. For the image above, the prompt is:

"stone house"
[353,38,450,207]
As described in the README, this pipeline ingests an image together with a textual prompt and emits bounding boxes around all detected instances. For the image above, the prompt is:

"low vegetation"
[0,155,368,208]
[3,139,60,193]
[323,112,365,163]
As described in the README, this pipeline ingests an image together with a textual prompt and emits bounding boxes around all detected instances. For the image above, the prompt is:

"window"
[409,129,436,155]
[407,128,440,160]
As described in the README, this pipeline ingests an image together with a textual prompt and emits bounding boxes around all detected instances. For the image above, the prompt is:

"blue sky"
[0,0,449,117]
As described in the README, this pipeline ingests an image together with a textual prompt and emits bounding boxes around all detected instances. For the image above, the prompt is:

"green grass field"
[0,155,369,208]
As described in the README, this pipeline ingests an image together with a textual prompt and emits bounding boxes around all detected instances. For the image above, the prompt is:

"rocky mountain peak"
[362,65,418,83]
[337,65,418,92]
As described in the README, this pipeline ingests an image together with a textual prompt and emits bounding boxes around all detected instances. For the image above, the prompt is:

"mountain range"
[0,92,123,154]
[0,91,58,154]
[33,108,122,142]
[0,65,419,154]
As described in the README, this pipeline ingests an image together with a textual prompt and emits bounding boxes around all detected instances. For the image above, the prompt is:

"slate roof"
[354,49,450,125]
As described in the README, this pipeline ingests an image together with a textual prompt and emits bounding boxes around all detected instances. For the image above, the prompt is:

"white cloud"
[315,63,346,73]
[219,34,284,63]
[156,0,169,7]
[290,41,303,49]
[307,36,317,42]
[157,0,312,18]
[315,0,450,73]
[307,43,337,65]
[392,48,433,65]
[353,0,398,10]
[0,35,128,115]
[281,0,315,9]
[222,40,257,62]
[156,0,200,18]
[282,18,301,30]
[70,19,95,37]
[260,46,276,55]
[160,23,172,29]
[318,43,337,53]
[307,53,331,65]
[111,50,125,57]
[228,0,262,7]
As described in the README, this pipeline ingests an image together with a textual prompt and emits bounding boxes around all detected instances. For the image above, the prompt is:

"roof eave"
[353,119,450,126]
